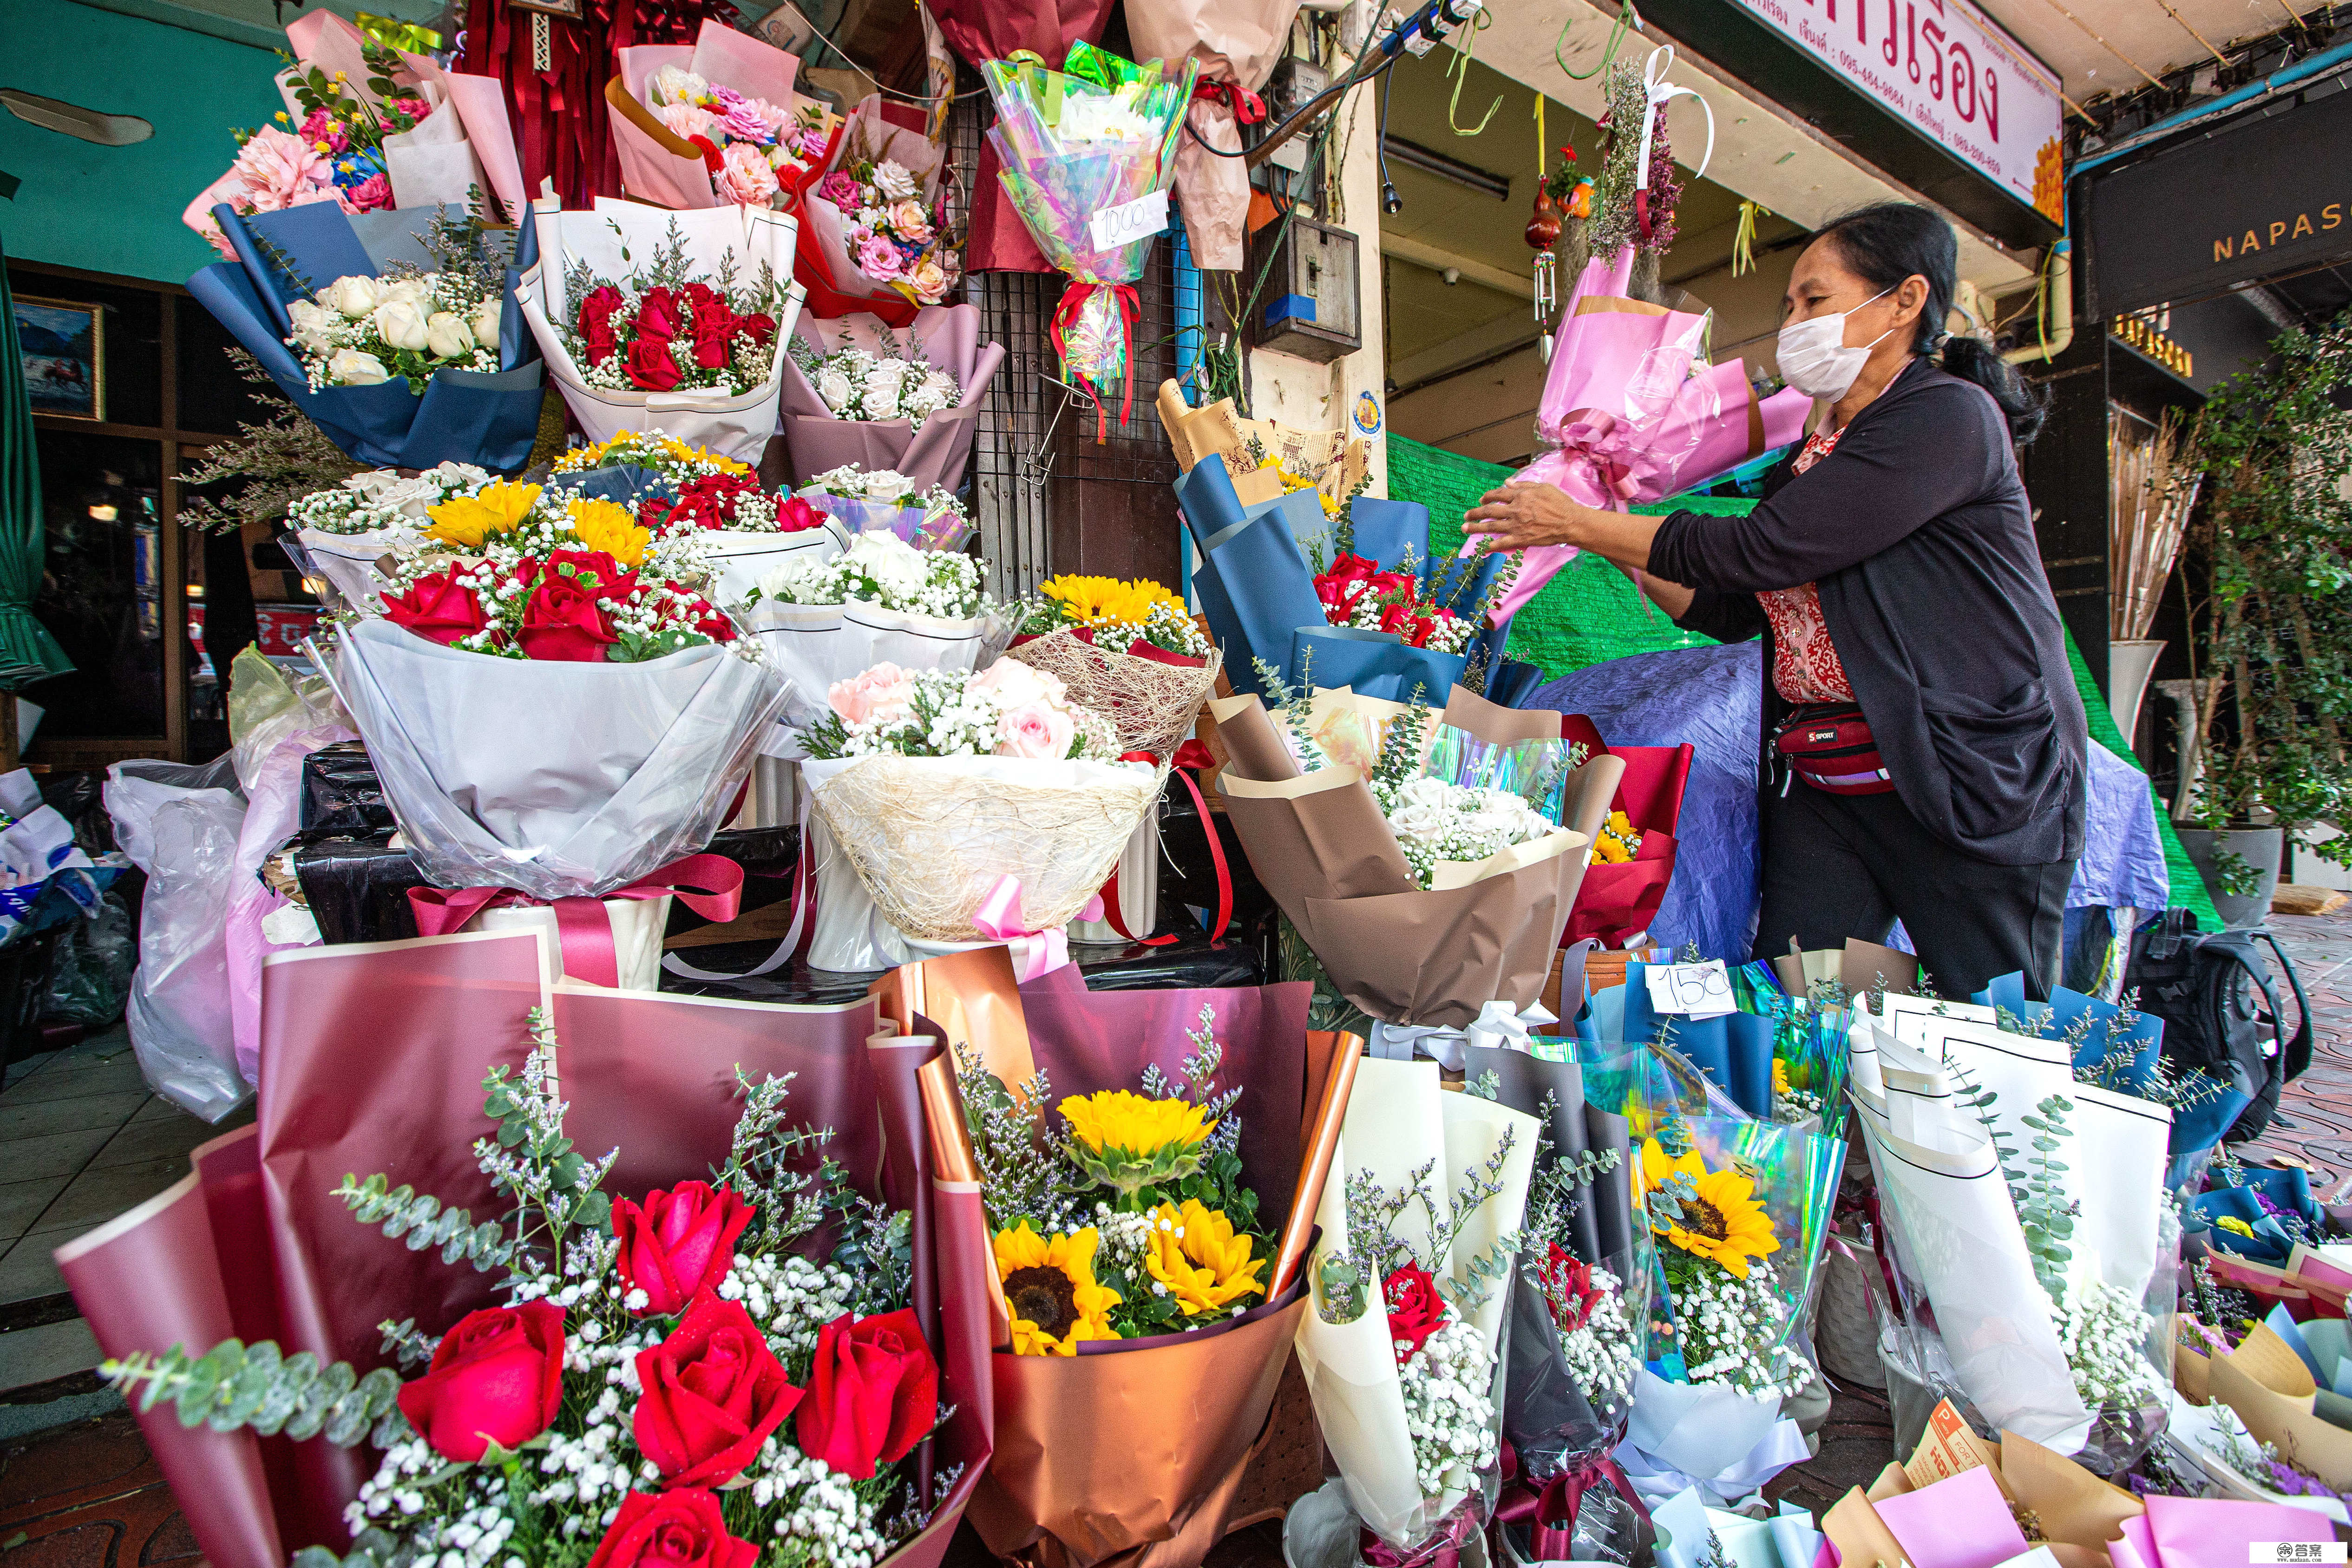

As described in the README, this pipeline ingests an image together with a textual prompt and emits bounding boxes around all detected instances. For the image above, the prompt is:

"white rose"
[923,369,959,403]
[424,311,476,360]
[286,299,336,353]
[469,299,504,348]
[326,348,391,385]
[815,367,855,413]
[863,358,907,403]
[649,65,708,105]
[430,460,491,489]
[372,299,431,352]
[860,469,916,502]
[871,160,917,200]
[379,276,432,305]
[843,531,927,599]
[323,275,383,319]
[348,472,434,513]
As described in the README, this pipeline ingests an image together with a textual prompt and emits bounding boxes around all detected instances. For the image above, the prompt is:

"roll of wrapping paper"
[980,43,1197,434]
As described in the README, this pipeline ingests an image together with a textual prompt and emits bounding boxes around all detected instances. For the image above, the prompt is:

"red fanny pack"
[1773,703,1895,795]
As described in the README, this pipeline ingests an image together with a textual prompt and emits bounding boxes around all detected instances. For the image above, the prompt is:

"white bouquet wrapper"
[323,617,787,900]
[295,525,415,613]
[1852,1023,2095,1453]
[517,198,806,463]
[463,895,674,990]
[1068,812,1157,941]
[1614,1373,1809,1506]
[1293,1055,1539,1548]
[700,520,849,610]
[743,596,1012,734]
[799,753,1158,942]
[803,808,918,972]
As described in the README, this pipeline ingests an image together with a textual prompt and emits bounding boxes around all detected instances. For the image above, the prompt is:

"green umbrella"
[0,236,76,688]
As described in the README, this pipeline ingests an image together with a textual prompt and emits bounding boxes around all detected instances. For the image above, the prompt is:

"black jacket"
[1649,359,2086,866]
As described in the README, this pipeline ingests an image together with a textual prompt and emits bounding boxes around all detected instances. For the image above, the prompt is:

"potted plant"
[2177,316,2352,929]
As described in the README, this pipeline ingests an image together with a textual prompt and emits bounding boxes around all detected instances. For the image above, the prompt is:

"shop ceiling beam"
[1379,234,1539,299]
[1466,0,2038,290]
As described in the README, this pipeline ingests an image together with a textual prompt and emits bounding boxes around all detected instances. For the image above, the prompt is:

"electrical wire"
[794,0,989,107]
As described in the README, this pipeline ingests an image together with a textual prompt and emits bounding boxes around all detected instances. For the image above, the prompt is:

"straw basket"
[1005,628,1223,760]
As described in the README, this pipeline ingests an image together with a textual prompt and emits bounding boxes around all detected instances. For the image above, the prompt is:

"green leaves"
[103,1340,405,1448]
[334,1173,512,1272]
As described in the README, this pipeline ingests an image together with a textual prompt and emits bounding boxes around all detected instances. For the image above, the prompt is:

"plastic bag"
[104,755,248,1121]
[39,890,134,1026]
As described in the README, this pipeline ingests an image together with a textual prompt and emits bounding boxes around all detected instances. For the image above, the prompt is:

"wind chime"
[1524,99,1591,362]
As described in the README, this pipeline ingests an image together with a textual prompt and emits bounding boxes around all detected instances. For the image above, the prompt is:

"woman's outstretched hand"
[1464,481,1598,552]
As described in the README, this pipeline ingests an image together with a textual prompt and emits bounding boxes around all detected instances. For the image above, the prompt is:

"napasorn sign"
[2081,78,2352,320]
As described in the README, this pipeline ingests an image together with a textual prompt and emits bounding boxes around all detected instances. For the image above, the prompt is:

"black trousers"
[1754,778,2074,1003]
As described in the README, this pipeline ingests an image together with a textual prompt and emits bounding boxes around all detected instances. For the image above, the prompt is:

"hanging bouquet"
[796,99,956,323]
[798,466,973,550]
[804,661,1118,762]
[982,44,1195,431]
[288,461,490,611]
[607,20,834,213]
[1292,1054,1537,1555]
[519,201,805,464]
[190,203,546,472]
[779,308,1004,491]
[1005,574,1219,761]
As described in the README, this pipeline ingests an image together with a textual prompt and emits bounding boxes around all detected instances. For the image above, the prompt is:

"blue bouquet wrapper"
[557,465,679,512]
[1287,624,1465,707]
[1176,461,1327,697]
[188,202,545,473]
[1595,962,1776,1117]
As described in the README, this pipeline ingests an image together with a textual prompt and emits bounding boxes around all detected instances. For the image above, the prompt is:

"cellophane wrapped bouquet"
[1006,574,1221,761]
[796,467,973,550]
[609,19,834,212]
[289,461,491,611]
[981,45,1195,429]
[778,308,1005,491]
[518,200,805,463]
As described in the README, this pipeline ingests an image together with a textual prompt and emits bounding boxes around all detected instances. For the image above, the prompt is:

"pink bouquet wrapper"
[609,20,819,211]
[796,95,951,318]
[1481,246,1813,623]
[779,305,1007,491]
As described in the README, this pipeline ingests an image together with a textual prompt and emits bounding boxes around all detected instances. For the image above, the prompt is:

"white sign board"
[1728,0,2065,220]
[1088,190,1169,252]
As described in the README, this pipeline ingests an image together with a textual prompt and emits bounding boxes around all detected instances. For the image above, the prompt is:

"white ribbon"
[1367,1001,1559,1072]
[1611,1416,1810,1509]
[1633,46,1716,198]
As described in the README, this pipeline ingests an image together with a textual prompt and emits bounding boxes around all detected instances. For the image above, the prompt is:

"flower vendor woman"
[1468,202,2085,999]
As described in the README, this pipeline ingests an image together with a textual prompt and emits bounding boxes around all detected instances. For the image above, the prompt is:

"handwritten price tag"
[1644,959,1734,1020]
[1088,189,1170,252]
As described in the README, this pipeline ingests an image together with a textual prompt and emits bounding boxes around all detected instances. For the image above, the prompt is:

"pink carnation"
[659,99,718,142]
[347,173,394,211]
[829,663,916,727]
[856,233,905,282]
[717,97,782,144]
[794,126,832,159]
[296,108,347,153]
[393,97,433,123]
[717,141,780,207]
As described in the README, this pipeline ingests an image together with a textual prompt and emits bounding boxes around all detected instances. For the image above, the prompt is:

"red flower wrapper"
[1559,727,1691,948]
[58,932,992,1568]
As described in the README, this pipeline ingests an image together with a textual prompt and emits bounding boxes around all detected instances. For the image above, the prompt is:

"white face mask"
[1775,287,1897,400]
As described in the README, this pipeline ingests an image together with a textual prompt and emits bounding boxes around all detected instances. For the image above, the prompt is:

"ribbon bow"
[1050,281,1144,442]
[1554,408,1665,507]
[1193,78,1269,125]
[974,873,1101,982]
[407,853,744,990]
[1359,1503,1482,1568]
[1368,1001,1558,1072]
[1631,46,1716,243]
[1497,1449,1653,1562]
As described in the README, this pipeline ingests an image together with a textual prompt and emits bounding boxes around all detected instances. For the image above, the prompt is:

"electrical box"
[1249,217,1361,364]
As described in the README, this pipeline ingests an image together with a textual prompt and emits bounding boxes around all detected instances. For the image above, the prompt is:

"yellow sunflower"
[1635,1138,1779,1279]
[1038,574,1185,630]
[1771,1057,1791,1099]
[994,1222,1122,1355]
[1592,810,1640,865]
[425,482,540,550]
[1144,1200,1266,1317]
[564,498,651,568]
[1060,1091,1217,1201]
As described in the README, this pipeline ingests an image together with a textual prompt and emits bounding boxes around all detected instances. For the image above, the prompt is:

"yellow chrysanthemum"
[1039,574,1185,630]
[425,482,540,550]
[994,1222,1122,1356]
[2215,1214,2257,1239]
[564,498,651,568]
[1771,1057,1791,1098]
[1635,1139,1779,1278]
[1144,1200,1266,1317]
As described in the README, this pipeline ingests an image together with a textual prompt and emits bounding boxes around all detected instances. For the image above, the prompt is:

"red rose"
[684,135,726,173]
[794,1309,938,1479]
[1536,1244,1604,1335]
[1382,1264,1448,1366]
[1314,551,1382,622]
[585,319,620,367]
[634,1292,803,1488]
[1378,601,1438,648]
[613,1181,754,1317]
[740,312,777,348]
[625,338,683,391]
[584,1488,756,1568]
[775,496,828,533]
[545,548,638,602]
[637,287,682,343]
[394,1302,565,1462]
[518,571,622,662]
[577,284,624,338]
[690,319,736,371]
[682,282,721,311]
[381,568,489,647]
[685,596,736,643]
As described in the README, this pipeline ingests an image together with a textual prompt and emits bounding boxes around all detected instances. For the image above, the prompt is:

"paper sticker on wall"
[1352,389,1382,436]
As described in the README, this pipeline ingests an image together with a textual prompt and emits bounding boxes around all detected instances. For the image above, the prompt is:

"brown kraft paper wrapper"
[68,931,991,1566]
[1212,695,1590,1030]
[879,951,1358,1568]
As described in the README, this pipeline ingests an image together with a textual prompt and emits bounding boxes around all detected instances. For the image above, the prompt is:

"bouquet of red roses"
[1312,551,1475,656]
[571,278,781,396]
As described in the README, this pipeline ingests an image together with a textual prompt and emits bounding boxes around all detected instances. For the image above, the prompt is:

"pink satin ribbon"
[1497,1448,1650,1560]
[973,873,1101,982]
[407,853,744,990]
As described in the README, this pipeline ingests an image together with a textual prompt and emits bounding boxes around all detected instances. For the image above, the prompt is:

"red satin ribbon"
[407,853,744,990]
[1360,1506,1481,1568]
[1497,1447,1651,1560]
[1194,79,1269,125]
[1049,280,1143,441]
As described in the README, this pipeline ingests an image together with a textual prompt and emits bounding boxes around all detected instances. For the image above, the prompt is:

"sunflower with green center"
[1634,1139,1779,1279]
[1144,1199,1266,1317]
[1059,1090,1217,1207]
[994,1222,1123,1356]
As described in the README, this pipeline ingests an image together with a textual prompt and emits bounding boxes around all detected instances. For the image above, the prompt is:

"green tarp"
[1384,433,2221,925]
[0,239,74,687]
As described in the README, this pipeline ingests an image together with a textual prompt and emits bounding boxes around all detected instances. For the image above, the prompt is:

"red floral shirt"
[1756,428,1853,703]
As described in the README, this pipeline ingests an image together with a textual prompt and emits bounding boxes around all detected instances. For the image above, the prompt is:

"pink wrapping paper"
[1124,0,1292,271]
[609,20,814,210]
[1871,1467,2027,1568]
[777,305,1007,489]
[2127,1495,2336,1568]
[796,96,950,315]
[1483,246,1813,622]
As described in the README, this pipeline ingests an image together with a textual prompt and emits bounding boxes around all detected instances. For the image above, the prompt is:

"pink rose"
[660,99,719,142]
[828,663,916,727]
[886,200,932,243]
[347,173,393,212]
[814,171,861,210]
[970,659,1063,710]
[717,142,780,208]
[855,234,905,282]
[995,702,1076,761]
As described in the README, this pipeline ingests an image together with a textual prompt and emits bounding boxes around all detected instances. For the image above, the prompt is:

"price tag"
[1644,959,1734,1020]
[1088,189,1169,252]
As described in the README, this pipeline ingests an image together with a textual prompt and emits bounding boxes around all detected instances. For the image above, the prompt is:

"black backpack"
[2125,909,2313,1144]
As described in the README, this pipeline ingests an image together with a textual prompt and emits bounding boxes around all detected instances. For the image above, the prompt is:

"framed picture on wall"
[15,296,104,422]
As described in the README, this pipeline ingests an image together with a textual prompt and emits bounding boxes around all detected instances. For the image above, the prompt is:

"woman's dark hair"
[1812,201,2049,448]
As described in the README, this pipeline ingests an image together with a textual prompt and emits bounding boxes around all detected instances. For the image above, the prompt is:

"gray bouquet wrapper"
[778,305,1007,491]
